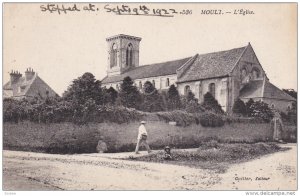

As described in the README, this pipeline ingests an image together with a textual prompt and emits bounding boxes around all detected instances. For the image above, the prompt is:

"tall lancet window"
[126,43,133,67]
[110,43,117,68]
[209,83,216,98]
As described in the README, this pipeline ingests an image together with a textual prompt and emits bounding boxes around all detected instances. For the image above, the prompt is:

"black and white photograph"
[2,2,298,193]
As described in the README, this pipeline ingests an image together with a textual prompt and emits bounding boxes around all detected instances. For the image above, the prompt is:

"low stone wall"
[3,121,294,154]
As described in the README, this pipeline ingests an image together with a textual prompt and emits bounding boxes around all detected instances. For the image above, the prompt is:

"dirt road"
[3,144,297,190]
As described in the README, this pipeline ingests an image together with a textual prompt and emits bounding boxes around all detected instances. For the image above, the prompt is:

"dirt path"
[211,143,297,190]
[3,144,297,190]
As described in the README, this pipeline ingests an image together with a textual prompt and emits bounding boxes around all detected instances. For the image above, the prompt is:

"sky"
[3,3,297,96]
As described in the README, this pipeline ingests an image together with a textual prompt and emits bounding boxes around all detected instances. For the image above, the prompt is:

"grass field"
[3,120,282,154]
[129,142,287,173]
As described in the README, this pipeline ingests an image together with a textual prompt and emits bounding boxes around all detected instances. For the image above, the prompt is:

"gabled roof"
[3,74,58,98]
[177,46,246,82]
[102,57,192,84]
[263,81,296,101]
[102,45,249,84]
[239,80,296,101]
[3,75,36,97]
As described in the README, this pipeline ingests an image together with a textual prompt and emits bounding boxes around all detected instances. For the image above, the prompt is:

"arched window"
[287,105,291,111]
[152,80,155,88]
[184,85,190,96]
[116,84,119,91]
[110,43,117,68]
[126,43,133,67]
[166,78,170,87]
[209,83,216,98]
[139,81,142,89]
[271,104,275,109]
[251,68,260,80]
[241,68,247,81]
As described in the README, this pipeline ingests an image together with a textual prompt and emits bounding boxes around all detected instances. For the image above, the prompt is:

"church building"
[101,34,295,113]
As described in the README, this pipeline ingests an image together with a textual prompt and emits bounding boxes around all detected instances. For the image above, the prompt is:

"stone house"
[101,34,295,113]
[3,68,58,100]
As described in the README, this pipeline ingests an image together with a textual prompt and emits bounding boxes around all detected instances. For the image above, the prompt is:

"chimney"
[10,70,22,85]
[25,67,35,81]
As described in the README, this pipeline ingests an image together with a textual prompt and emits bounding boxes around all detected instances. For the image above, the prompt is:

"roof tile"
[102,57,192,84]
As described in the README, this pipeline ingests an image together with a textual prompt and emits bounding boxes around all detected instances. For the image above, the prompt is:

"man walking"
[135,121,151,154]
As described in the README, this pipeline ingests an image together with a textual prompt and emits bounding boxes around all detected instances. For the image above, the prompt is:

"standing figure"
[135,121,151,154]
[271,112,284,142]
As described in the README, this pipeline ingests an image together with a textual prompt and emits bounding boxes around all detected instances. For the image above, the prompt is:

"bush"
[198,112,225,127]
[248,101,274,122]
[3,98,145,124]
[155,110,196,127]
[119,76,142,109]
[184,100,205,113]
[201,92,224,114]
[232,98,247,116]
[166,85,182,110]
[141,81,164,112]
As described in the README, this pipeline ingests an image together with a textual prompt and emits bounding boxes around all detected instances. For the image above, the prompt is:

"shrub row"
[4,98,229,127]
[5,98,272,128]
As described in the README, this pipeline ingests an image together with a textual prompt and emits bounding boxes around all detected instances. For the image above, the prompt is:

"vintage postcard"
[2,2,297,192]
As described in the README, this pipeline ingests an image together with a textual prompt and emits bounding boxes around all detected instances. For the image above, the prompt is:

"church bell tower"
[106,34,141,76]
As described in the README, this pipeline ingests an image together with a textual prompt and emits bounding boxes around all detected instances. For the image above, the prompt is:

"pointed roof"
[239,80,296,101]
[177,46,247,82]
[3,75,36,97]
[3,73,58,98]
[102,44,250,84]
[102,56,193,84]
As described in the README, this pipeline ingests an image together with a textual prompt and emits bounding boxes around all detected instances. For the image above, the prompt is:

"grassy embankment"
[4,121,280,154]
[129,141,287,173]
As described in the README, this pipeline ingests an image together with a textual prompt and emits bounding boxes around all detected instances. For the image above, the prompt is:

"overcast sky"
[3,3,297,96]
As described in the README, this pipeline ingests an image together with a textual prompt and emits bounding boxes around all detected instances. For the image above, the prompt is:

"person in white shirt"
[135,121,151,154]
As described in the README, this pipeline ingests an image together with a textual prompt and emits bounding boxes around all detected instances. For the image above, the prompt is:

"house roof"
[3,75,36,97]
[239,80,296,101]
[102,56,192,84]
[177,46,247,82]
[263,81,296,101]
[3,74,58,98]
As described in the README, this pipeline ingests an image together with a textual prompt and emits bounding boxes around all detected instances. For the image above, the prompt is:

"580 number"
[180,9,192,15]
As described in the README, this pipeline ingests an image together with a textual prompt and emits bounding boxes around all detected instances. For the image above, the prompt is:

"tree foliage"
[166,85,181,110]
[201,92,224,114]
[248,101,273,122]
[232,98,247,116]
[106,87,118,104]
[141,81,164,112]
[245,98,255,116]
[119,76,142,109]
[62,72,105,105]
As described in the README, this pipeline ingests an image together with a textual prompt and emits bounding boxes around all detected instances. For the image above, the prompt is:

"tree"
[283,89,297,99]
[167,85,181,110]
[232,98,247,116]
[181,91,204,113]
[187,91,197,102]
[201,92,224,114]
[119,76,142,109]
[141,81,164,112]
[245,98,255,116]
[106,87,118,104]
[62,72,105,105]
[248,101,273,122]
